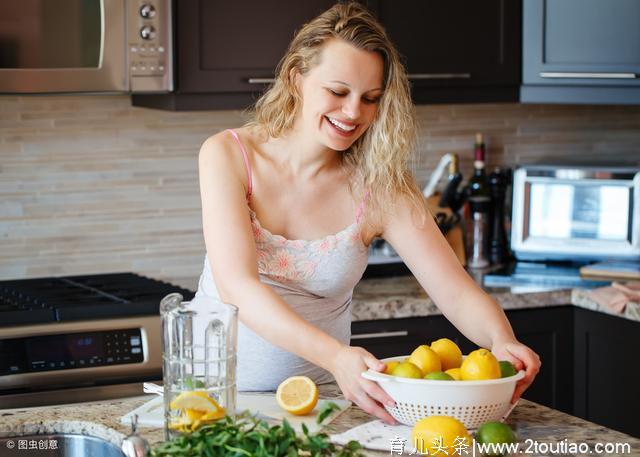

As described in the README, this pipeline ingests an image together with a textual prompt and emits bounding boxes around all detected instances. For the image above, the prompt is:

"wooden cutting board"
[121,393,350,434]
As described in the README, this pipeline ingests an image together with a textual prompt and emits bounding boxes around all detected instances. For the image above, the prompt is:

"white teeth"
[327,117,356,132]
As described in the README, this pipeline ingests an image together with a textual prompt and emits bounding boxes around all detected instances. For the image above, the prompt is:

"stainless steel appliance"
[0,273,193,409]
[0,0,172,93]
[511,165,640,262]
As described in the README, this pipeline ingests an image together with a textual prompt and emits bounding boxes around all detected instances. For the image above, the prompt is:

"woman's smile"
[324,115,358,137]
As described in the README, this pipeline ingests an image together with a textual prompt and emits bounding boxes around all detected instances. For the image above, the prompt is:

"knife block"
[427,194,466,266]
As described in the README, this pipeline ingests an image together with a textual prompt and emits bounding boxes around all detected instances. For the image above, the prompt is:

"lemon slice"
[170,391,224,413]
[276,376,318,415]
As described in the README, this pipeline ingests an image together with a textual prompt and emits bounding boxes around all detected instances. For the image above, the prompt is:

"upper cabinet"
[368,0,521,104]
[133,0,522,110]
[133,0,336,110]
[521,0,640,104]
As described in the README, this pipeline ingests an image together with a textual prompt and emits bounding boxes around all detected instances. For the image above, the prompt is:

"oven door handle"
[351,330,409,340]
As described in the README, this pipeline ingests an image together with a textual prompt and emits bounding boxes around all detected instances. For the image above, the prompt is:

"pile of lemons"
[385,338,517,381]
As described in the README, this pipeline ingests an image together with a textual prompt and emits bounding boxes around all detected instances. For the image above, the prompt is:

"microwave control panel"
[127,0,173,92]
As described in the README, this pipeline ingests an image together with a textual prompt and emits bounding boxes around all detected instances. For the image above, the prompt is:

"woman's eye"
[363,97,380,104]
[329,89,347,97]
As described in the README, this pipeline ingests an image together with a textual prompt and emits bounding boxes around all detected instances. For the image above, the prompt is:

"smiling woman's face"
[294,38,384,152]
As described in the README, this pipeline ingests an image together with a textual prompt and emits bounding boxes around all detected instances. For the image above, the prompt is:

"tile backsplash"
[2,95,639,289]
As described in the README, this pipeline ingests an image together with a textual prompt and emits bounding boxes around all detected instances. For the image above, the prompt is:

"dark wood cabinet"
[133,0,335,110]
[352,306,573,414]
[573,308,640,438]
[522,0,640,104]
[506,306,574,414]
[367,0,522,104]
[352,304,640,437]
[134,0,522,110]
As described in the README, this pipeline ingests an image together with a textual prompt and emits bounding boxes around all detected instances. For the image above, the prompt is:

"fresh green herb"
[151,411,363,457]
[183,377,206,390]
[316,402,341,424]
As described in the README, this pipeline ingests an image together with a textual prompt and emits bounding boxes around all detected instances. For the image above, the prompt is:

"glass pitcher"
[160,293,238,439]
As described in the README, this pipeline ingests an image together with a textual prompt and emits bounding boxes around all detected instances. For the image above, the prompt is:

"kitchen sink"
[0,434,125,456]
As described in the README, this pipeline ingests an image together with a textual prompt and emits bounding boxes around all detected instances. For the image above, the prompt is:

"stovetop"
[0,273,194,327]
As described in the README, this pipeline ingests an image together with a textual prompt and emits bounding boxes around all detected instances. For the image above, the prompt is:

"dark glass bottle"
[466,133,491,268]
[489,168,509,265]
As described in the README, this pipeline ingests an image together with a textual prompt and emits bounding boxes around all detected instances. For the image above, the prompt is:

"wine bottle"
[466,133,491,268]
[439,154,463,209]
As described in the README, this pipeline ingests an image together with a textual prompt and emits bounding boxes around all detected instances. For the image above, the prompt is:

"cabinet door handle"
[351,330,409,340]
[540,72,637,79]
[408,73,471,80]
[247,78,276,84]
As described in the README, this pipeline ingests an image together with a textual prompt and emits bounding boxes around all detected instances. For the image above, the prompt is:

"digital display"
[0,329,143,376]
[528,182,631,241]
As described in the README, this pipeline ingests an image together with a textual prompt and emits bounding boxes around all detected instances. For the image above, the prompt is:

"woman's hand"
[329,345,397,424]
[491,339,541,403]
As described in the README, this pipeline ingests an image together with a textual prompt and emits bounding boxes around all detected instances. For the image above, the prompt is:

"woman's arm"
[381,197,540,402]
[198,133,396,421]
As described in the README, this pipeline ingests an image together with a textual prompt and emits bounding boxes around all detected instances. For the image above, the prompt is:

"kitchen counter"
[352,275,639,323]
[1,384,639,456]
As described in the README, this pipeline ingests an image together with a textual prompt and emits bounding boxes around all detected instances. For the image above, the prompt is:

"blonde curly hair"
[250,1,426,232]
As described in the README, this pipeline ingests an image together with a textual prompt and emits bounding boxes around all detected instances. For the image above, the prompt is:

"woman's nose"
[342,96,361,120]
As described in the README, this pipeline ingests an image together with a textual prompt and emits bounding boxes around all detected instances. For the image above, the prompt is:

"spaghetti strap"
[355,189,371,224]
[226,129,253,199]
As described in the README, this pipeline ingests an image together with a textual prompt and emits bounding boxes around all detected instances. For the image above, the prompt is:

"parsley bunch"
[151,411,363,457]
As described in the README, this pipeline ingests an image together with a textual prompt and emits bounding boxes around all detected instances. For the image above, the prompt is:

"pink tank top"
[194,129,369,391]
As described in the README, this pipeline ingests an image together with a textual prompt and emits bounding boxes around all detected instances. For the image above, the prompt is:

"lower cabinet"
[505,306,574,414]
[351,305,639,437]
[573,308,640,438]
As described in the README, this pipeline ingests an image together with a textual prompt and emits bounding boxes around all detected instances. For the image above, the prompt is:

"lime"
[390,361,423,379]
[475,421,517,456]
[424,371,454,381]
[499,361,518,378]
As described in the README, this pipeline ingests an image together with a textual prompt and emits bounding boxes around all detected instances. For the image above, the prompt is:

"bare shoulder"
[198,129,251,185]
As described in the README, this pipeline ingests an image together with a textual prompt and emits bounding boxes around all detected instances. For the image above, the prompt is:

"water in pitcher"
[161,294,238,439]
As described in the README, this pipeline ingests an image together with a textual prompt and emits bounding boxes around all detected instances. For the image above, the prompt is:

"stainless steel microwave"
[511,165,640,262]
[0,0,172,93]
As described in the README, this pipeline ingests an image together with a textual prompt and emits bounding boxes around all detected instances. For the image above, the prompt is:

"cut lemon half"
[276,376,318,415]
[169,390,224,414]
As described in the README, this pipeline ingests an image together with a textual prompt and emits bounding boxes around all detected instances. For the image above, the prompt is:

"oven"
[0,273,192,409]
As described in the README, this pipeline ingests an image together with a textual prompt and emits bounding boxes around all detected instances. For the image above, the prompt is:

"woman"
[193,2,540,424]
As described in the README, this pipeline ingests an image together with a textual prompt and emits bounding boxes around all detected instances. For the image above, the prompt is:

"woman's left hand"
[491,340,541,403]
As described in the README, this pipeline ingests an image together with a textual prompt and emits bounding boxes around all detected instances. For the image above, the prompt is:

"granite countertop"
[1,384,639,456]
[352,275,640,323]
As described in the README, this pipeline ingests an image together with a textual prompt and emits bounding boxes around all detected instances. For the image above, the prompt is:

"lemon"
[499,360,518,378]
[445,367,462,380]
[460,349,501,380]
[408,345,441,375]
[475,421,517,456]
[430,338,463,371]
[385,360,400,374]
[411,415,472,456]
[424,371,454,381]
[276,376,318,415]
[170,391,225,414]
[390,361,423,379]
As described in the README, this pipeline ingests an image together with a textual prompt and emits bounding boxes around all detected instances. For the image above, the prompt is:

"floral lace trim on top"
[248,208,366,283]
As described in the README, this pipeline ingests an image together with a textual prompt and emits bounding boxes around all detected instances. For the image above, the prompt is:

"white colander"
[361,355,525,429]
